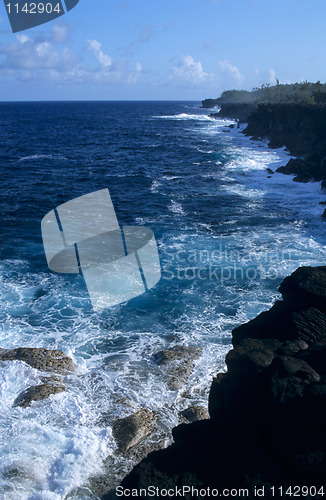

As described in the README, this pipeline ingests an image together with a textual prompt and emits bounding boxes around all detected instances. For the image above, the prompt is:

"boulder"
[152,345,202,365]
[112,410,154,453]
[152,345,202,390]
[179,406,209,423]
[13,382,66,408]
[277,339,308,356]
[226,338,279,375]
[0,347,74,373]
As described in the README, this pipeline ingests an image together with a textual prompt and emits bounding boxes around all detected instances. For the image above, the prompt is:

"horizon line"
[0,98,203,103]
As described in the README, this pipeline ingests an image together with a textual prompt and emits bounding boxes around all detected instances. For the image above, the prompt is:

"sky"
[0,0,325,101]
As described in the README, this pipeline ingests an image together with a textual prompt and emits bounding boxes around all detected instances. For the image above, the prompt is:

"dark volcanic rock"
[233,304,326,345]
[295,343,326,375]
[279,266,326,311]
[0,347,74,373]
[13,382,66,408]
[215,103,257,122]
[112,410,154,454]
[242,104,326,186]
[233,266,326,345]
[201,98,219,108]
[204,101,326,187]
[113,266,326,498]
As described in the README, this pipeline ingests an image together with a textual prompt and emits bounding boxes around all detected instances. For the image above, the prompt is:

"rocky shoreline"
[107,266,326,499]
[0,343,208,497]
[98,101,326,498]
[207,101,326,192]
[8,268,325,498]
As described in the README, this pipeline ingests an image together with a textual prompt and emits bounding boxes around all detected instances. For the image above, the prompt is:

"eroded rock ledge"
[112,266,326,499]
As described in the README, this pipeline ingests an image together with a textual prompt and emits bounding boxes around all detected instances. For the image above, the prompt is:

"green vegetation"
[214,81,326,107]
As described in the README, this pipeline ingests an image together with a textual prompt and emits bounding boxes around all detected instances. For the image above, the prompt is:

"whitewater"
[0,101,325,499]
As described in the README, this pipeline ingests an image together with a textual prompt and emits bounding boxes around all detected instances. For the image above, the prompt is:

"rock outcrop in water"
[13,381,66,408]
[109,266,326,499]
[152,345,202,390]
[0,347,74,373]
[0,347,74,407]
[112,410,155,454]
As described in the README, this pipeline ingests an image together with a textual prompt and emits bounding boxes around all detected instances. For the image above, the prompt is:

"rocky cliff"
[207,101,326,186]
[243,104,326,184]
[107,266,326,499]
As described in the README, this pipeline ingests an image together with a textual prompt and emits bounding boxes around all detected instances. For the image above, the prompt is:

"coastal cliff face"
[243,104,326,183]
[201,98,220,108]
[207,101,326,185]
[212,103,258,122]
[110,266,326,499]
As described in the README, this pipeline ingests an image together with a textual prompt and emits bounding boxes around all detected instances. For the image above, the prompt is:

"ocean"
[1,101,326,499]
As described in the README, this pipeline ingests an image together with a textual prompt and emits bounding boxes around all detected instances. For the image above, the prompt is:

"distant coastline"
[202,83,326,198]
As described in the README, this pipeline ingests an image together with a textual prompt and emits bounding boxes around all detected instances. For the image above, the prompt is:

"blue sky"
[0,0,325,100]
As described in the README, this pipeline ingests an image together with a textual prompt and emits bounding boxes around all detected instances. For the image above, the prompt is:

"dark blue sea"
[1,101,326,499]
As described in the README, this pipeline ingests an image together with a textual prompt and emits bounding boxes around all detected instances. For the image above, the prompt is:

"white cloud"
[2,35,62,70]
[16,34,28,43]
[0,32,143,87]
[218,60,244,84]
[171,55,215,86]
[87,39,112,69]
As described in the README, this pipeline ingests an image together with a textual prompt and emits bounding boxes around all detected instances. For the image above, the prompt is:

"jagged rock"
[276,158,309,178]
[231,266,326,345]
[112,410,154,453]
[233,304,326,346]
[179,406,209,423]
[152,345,202,390]
[268,358,325,458]
[279,266,326,311]
[226,338,280,373]
[113,266,326,497]
[266,168,274,174]
[0,347,74,373]
[13,382,66,408]
[215,103,258,121]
